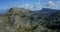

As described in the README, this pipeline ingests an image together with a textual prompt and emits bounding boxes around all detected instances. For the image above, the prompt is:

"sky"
[0,0,60,10]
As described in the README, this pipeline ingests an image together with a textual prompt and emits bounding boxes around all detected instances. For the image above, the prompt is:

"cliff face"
[0,8,60,32]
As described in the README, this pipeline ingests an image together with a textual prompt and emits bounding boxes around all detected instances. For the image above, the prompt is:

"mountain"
[31,8,60,31]
[35,8,60,29]
[0,8,60,32]
[40,8,60,13]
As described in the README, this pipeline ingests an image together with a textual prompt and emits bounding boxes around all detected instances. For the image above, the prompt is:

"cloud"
[46,1,56,8]
[33,2,41,10]
[8,0,41,11]
[22,0,60,10]
[6,0,60,10]
[20,2,41,11]
[19,0,41,11]
[45,1,60,9]
[20,3,33,10]
[48,1,55,5]
[24,3,33,10]
[23,3,30,9]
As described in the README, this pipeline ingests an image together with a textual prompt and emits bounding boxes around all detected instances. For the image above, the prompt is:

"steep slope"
[0,8,35,32]
[30,8,60,32]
